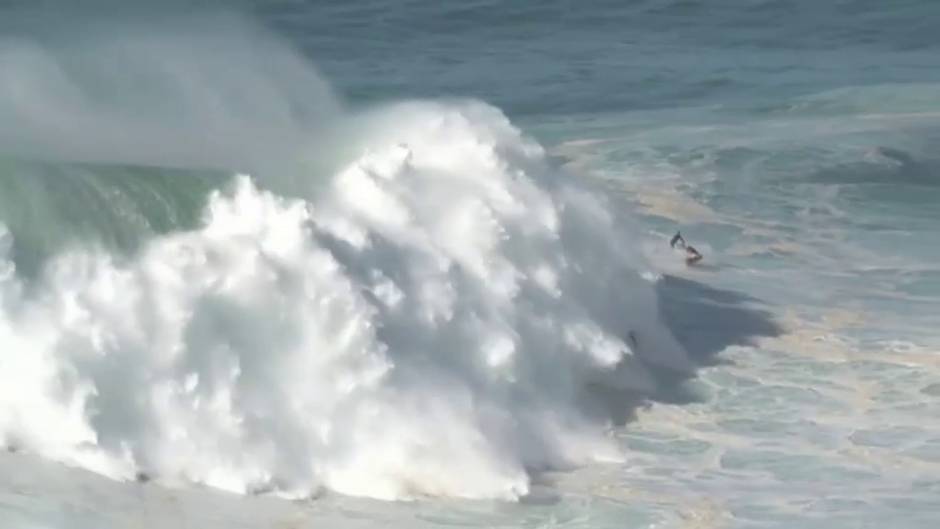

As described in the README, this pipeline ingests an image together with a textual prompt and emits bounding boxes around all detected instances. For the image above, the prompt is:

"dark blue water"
[255,0,940,117]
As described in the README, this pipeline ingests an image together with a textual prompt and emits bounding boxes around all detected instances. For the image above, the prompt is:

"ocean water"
[0,1,938,528]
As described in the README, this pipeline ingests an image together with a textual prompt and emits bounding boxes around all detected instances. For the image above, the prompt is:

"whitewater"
[2,2,940,528]
[0,12,692,503]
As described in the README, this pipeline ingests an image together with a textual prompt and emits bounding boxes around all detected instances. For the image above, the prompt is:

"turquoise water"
[0,1,939,528]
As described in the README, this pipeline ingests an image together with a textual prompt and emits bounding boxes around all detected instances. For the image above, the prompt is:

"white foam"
[0,100,690,500]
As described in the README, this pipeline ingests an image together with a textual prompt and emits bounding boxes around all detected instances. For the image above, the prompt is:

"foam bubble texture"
[0,100,689,500]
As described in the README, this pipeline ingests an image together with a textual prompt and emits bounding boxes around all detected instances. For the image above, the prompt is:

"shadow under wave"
[655,274,784,365]
[585,274,784,427]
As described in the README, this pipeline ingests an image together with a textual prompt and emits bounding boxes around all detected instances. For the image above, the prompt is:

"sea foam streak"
[0,15,690,501]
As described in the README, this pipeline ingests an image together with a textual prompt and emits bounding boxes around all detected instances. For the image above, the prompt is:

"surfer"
[670,231,703,265]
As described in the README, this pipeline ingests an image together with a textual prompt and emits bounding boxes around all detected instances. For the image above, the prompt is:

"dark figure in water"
[670,231,703,265]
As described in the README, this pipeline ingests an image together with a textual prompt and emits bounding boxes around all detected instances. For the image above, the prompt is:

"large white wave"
[0,12,691,501]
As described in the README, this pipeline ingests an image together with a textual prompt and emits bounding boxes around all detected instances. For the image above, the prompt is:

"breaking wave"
[0,12,691,501]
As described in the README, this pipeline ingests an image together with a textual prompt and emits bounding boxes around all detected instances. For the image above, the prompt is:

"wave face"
[0,13,690,501]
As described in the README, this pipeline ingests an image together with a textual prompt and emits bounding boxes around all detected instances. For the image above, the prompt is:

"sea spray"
[0,99,691,500]
[0,13,690,501]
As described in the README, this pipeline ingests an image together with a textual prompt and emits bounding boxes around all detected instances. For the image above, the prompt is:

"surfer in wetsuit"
[670,231,703,265]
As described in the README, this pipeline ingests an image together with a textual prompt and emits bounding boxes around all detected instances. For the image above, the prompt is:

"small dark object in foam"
[684,245,703,265]
[670,231,703,265]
